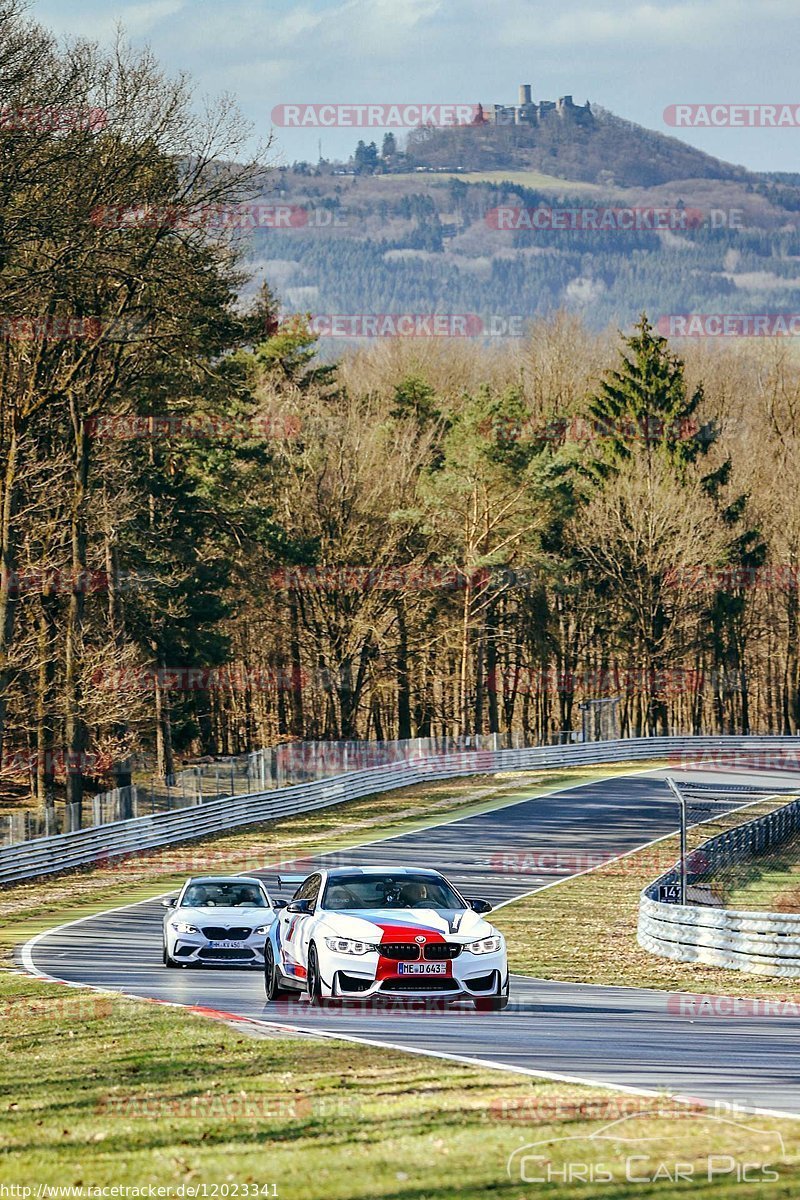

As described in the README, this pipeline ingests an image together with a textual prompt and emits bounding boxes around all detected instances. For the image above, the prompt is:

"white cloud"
[39,0,186,39]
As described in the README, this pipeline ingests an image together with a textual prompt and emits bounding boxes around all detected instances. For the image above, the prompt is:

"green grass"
[1,968,797,1197]
[724,836,800,913]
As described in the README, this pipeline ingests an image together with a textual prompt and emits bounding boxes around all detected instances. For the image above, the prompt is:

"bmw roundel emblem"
[414,935,426,943]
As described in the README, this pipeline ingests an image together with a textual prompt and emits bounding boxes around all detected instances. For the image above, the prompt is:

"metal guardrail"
[2,733,511,845]
[3,734,800,886]
[639,794,800,977]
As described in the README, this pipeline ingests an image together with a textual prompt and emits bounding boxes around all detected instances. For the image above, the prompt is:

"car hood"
[172,905,274,924]
[319,908,494,940]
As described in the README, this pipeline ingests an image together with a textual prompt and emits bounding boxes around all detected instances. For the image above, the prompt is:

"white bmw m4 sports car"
[162,875,279,967]
[264,866,509,1010]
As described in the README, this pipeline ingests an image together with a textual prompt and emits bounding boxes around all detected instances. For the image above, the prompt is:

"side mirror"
[470,899,493,914]
[285,899,312,915]
[161,897,177,908]
[272,898,287,909]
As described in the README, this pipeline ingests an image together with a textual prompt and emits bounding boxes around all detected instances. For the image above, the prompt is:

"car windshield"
[181,882,268,908]
[323,874,464,912]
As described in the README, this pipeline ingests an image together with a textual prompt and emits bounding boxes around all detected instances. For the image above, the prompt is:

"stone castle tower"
[484,84,592,127]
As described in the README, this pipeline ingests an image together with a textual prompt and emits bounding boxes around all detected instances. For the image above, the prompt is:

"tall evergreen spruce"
[586,314,712,472]
[581,316,733,736]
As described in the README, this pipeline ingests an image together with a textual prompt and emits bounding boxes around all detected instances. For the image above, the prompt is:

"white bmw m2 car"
[162,875,279,967]
[264,866,509,1009]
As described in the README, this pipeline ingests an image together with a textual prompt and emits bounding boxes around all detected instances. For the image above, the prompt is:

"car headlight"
[324,937,375,955]
[254,925,272,935]
[172,922,199,934]
[464,935,503,954]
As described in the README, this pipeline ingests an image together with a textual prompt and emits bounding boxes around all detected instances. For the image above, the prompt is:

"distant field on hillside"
[385,168,606,194]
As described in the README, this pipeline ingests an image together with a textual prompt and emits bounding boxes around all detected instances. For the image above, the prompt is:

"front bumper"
[168,934,267,966]
[321,947,508,1002]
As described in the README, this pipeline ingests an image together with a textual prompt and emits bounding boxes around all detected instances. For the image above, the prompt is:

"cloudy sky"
[35,0,800,172]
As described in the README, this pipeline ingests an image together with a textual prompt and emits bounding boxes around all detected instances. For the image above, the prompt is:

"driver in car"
[400,881,429,907]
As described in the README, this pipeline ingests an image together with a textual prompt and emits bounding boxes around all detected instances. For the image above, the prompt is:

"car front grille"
[202,926,252,941]
[199,946,256,960]
[423,943,461,960]
[379,942,421,961]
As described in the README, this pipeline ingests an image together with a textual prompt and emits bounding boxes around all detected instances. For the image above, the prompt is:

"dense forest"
[246,174,800,339]
[3,1,800,824]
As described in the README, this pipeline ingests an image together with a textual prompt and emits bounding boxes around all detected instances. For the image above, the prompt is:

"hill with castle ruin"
[248,86,800,339]
[400,85,753,187]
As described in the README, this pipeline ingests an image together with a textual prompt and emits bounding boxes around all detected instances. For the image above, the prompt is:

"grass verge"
[1,968,797,1196]
[725,836,800,912]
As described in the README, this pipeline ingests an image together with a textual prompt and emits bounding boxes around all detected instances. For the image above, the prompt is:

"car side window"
[294,874,322,910]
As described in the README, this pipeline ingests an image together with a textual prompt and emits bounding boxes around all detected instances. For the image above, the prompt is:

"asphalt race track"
[20,766,800,1118]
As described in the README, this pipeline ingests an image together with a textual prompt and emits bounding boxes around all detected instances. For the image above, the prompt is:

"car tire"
[162,944,178,969]
[307,944,327,1007]
[264,942,293,1001]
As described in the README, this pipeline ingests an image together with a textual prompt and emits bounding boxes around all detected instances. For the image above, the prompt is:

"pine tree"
[586,313,712,472]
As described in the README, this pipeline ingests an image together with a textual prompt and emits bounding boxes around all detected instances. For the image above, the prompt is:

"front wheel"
[264,942,293,1001]
[162,944,178,969]
[306,944,327,1006]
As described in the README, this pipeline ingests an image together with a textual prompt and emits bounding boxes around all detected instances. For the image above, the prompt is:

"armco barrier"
[639,793,800,977]
[3,735,800,886]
